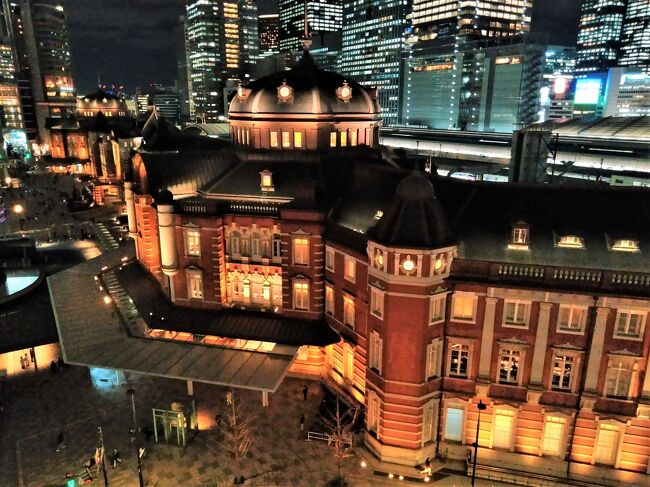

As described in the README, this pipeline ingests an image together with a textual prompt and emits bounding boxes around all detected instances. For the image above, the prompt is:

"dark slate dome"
[156,188,174,205]
[368,172,455,249]
[228,52,380,119]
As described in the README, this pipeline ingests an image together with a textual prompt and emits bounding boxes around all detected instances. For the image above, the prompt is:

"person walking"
[19,355,25,370]
[29,348,36,364]
[226,391,232,406]
[302,385,308,401]
[300,413,305,432]
[111,449,122,468]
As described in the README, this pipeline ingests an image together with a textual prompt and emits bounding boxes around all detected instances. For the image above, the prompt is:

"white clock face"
[341,87,351,98]
[402,258,415,272]
[279,86,291,98]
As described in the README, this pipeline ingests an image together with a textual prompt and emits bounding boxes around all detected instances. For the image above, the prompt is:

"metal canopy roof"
[48,246,296,392]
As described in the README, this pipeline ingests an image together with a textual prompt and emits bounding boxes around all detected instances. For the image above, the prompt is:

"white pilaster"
[530,303,553,387]
[157,203,178,276]
[584,308,610,393]
[478,297,498,380]
[124,181,137,236]
[187,380,193,396]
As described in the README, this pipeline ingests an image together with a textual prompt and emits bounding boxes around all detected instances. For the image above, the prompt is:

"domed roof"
[229,53,380,119]
[156,188,174,205]
[396,172,436,201]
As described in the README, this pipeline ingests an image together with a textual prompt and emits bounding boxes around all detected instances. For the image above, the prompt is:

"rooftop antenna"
[97,71,101,88]
[301,0,312,51]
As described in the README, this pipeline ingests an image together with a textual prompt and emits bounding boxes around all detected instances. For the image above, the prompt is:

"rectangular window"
[325,285,334,315]
[343,296,355,328]
[444,407,464,441]
[369,331,383,374]
[452,293,475,321]
[325,246,335,271]
[272,237,282,258]
[558,305,586,333]
[370,287,384,319]
[448,343,470,378]
[270,131,278,148]
[542,416,566,456]
[503,301,529,327]
[493,409,516,449]
[367,391,379,433]
[614,310,645,339]
[551,354,575,391]
[594,424,620,465]
[512,227,527,244]
[426,340,440,379]
[344,343,354,381]
[293,237,309,265]
[430,294,446,324]
[344,256,356,282]
[184,229,201,257]
[365,127,372,145]
[294,131,302,148]
[340,130,347,147]
[282,131,291,148]
[330,132,337,147]
[187,270,203,299]
[350,129,358,146]
[423,400,435,443]
[293,281,309,310]
[499,348,521,385]
[605,361,632,398]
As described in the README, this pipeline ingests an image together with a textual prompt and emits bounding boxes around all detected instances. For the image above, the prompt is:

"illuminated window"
[611,239,639,252]
[557,235,584,248]
[369,330,383,374]
[184,229,201,257]
[594,423,620,465]
[373,248,384,269]
[370,287,384,319]
[614,310,645,339]
[503,301,529,328]
[350,129,357,146]
[260,170,273,191]
[187,269,203,299]
[270,131,278,148]
[325,285,334,315]
[499,348,522,385]
[282,131,291,148]
[509,223,529,249]
[493,409,516,449]
[330,132,337,147]
[452,293,475,321]
[293,281,309,310]
[340,130,347,147]
[448,343,470,378]
[293,131,302,148]
[343,343,354,381]
[343,296,355,328]
[558,306,586,333]
[425,339,440,379]
[293,237,309,265]
[344,256,356,282]
[444,407,464,441]
[542,416,566,456]
[430,294,446,324]
[551,353,575,391]
[325,246,335,271]
[242,279,250,299]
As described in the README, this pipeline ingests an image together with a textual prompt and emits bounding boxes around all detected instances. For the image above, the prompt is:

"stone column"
[187,380,193,396]
[641,361,650,400]
[124,181,137,236]
[157,202,178,276]
[478,298,498,381]
[530,303,553,387]
[262,390,269,407]
[584,308,610,393]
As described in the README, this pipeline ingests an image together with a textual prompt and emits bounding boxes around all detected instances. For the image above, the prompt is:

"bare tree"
[323,396,355,486]
[220,390,254,463]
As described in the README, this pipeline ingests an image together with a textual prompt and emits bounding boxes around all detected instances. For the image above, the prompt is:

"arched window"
[250,232,261,257]
[230,231,241,255]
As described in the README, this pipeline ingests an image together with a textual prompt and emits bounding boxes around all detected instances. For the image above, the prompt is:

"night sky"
[67,0,580,95]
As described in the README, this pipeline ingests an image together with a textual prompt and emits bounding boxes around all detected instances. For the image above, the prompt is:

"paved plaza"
[0,366,509,487]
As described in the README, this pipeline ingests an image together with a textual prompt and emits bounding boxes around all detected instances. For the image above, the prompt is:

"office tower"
[259,14,279,59]
[340,0,411,125]
[186,0,259,122]
[176,15,193,120]
[153,88,181,123]
[0,42,22,129]
[619,0,650,72]
[576,0,627,73]
[279,0,342,53]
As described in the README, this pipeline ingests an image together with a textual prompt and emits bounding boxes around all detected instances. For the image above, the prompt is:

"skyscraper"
[13,0,75,141]
[186,0,258,122]
[279,0,342,53]
[176,15,193,120]
[259,14,279,59]
[576,0,627,73]
[618,0,650,72]
[340,0,411,125]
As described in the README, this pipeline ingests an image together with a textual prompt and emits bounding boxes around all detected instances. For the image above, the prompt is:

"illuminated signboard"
[495,56,523,65]
[554,76,568,95]
[413,64,454,72]
[574,78,602,104]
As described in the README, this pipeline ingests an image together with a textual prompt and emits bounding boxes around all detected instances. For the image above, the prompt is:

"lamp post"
[97,426,109,486]
[470,400,487,487]
[126,388,144,487]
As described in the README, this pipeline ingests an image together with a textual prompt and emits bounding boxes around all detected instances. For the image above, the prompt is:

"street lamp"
[470,400,487,487]
[12,203,23,214]
[126,388,145,487]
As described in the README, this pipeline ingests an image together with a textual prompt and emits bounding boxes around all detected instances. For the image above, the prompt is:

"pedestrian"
[302,385,308,401]
[50,360,58,374]
[111,448,122,468]
[226,391,232,406]
[20,355,25,369]
[29,348,36,364]
[23,353,29,367]
[300,413,305,432]
[55,431,65,452]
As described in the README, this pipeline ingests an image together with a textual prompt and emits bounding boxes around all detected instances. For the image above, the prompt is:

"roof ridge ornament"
[277,80,294,104]
[337,80,353,103]
[301,0,312,51]
[237,82,251,102]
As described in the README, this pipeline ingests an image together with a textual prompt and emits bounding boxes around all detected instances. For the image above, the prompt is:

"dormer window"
[611,238,640,253]
[557,235,584,249]
[508,222,529,250]
[260,170,274,192]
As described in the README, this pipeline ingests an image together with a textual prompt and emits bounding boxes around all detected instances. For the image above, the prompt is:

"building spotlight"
[13,203,23,214]
[103,295,111,304]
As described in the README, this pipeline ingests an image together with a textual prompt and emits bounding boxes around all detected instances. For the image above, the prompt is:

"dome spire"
[301,0,312,51]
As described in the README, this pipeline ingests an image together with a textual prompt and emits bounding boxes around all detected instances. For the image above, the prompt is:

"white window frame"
[492,407,517,451]
[550,352,578,392]
[325,284,334,316]
[343,342,354,382]
[369,330,383,375]
[425,339,442,380]
[369,287,384,319]
[184,228,201,257]
[343,255,356,283]
[613,309,646,340]
[592,421,624,467]
[429,294,446,325]
[422,399,437,445]
[541,414,567,457]
[498,347,524,386]
[557,305,587,334]
[292,237,309,265]
[451,292,477,323]
[293,280,309,311]
[272,236,282,259]
[604,357,636,399]
[502,300,530,329]
[443,405,466,443]
[367,390,380,434]
[186,269,203,300]
[325,246,335,271]
[250,232,262,258]
[447,342,471,379]
[229,231,241,255]
[343,295,355,329]
[512,226,528,245]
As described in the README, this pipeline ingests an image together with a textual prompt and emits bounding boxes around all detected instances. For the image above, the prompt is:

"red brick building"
[123,53,650,484]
